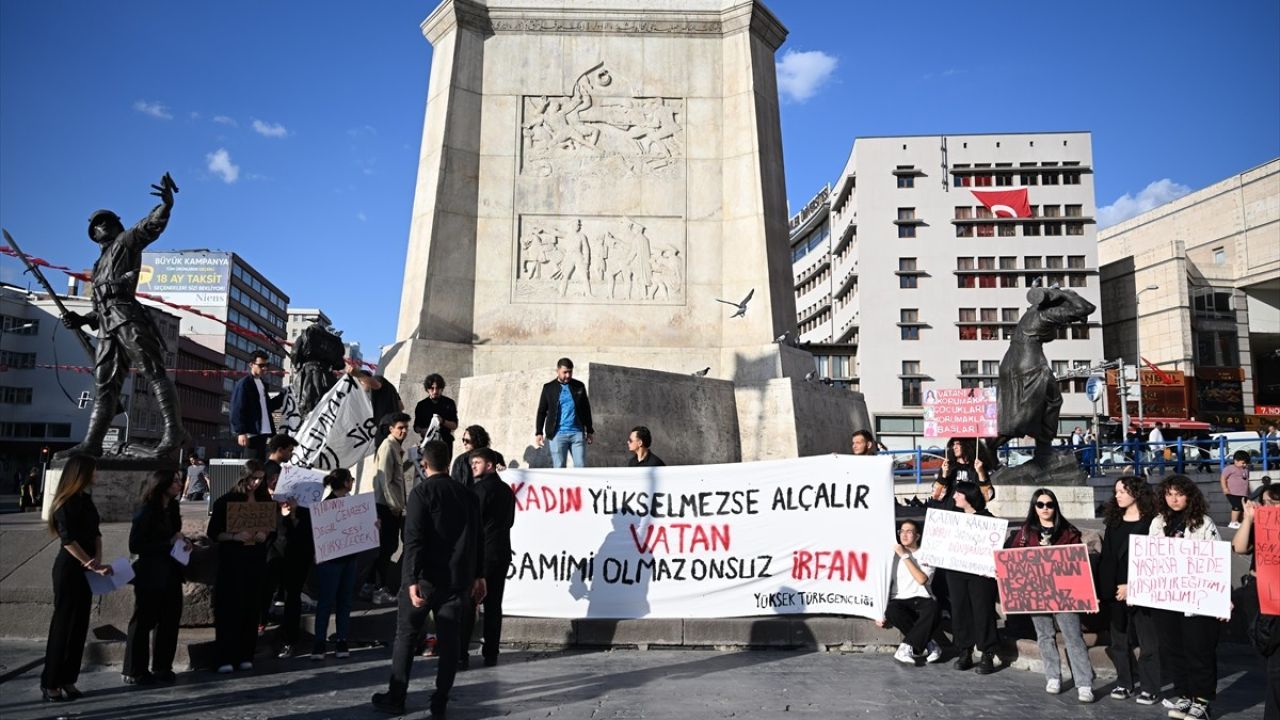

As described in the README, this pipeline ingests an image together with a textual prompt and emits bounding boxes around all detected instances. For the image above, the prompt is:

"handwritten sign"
[501,455,896,620]
[1256,506,1280,615]
[994,544,1097,613]
[273,465,327,507]
[1127,535,1231,618]
[311,493,379,563]
[923,388,998,438]
[916,507,1008,577]
[226,501,277,539]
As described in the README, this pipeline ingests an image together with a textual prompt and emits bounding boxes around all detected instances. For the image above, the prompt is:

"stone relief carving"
[491,18,722,36]
[520,62,684,177]
[514,215,685,305]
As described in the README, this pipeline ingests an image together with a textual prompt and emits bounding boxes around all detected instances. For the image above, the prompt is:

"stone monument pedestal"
[41,457,180,523]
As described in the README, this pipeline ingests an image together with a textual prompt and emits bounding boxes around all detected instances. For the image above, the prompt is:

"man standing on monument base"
[534,358,594,468]
[58,173,188,459]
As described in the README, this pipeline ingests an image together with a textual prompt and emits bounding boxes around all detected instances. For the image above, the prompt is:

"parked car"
[1211,431,1263,461]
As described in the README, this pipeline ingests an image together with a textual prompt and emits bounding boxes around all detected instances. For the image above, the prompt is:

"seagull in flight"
[716,289,754,318]
[804,370,817,381]
[692,367,710,377]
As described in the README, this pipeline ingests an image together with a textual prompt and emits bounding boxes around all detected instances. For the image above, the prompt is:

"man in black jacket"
[230,350,285,461]
[373,440,483,718]
[459,448,516,668]
[534,357,594,468]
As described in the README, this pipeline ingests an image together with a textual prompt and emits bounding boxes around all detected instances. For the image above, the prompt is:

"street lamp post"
[1135,284,1160,444]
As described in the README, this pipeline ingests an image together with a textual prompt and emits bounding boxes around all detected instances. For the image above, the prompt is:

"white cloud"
[252,119,289,138]
[1098,178,1192,227]
[206,148,240,184]
[133,100,173,120]
[776,49,838,103]
[213,115,238,127]
[356,211,367,222]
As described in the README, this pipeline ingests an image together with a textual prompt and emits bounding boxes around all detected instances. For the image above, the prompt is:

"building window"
[899,258,918,288]
[901,309,920,340]
[953,174,971,187]
[898,208,916,221]
[897,175,914,188]
[901,362,922,407]
[956,224,974,238]
[0,350,36,369]
[1042,171,1060,185]
[960,360,978,375]
[1071,325,1090,339]
[1,316,39,335]
[1213,247,1226,265]
[898,225,916,239]
[955,206,973,219]
[0,386,33,404]
[995,173,1013,187]
[998,223,1017,237]
[1023,222,1040,236]
[1044,222,1062,236]
[1065,204,1083,218]
[1069,274,1088,288]
[1066,222,1084,236]
[976,224,995,237]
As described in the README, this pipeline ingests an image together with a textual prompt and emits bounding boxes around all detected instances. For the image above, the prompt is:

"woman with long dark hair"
[1149,474,1221,720]
[944,480,1001,675]
[1007,488,1094,702]
[1098,475,1161,705]
[41,455,111,702]
[207,460,271,673]
[311,469,360,660]
[123,469,191,685]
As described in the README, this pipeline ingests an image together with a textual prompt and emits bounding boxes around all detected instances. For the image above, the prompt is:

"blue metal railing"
[885,435,1277,484]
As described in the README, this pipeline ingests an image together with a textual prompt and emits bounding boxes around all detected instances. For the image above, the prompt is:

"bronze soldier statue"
[290,319,346,416]
[989,286,1096,468]
[57,173,189,459]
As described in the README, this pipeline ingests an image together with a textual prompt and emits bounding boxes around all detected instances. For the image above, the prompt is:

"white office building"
[790,132,1106,450]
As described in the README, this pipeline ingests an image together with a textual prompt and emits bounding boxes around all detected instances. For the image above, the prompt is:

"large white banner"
[289,376,377,471]
[500,455,896,620]
[1127,536,1232,619]
[916,507,1009,578]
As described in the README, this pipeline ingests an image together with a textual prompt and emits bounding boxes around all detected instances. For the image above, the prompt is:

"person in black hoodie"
[372,440,484,718]
[207,460,272,674]
[944,480,1001,675]
[1097,475,1161,705]
[459,448,516,668]
[269,487,314,659]
[123,469,191,686]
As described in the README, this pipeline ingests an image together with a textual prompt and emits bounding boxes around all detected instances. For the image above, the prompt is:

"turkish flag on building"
[971,189,1032,218]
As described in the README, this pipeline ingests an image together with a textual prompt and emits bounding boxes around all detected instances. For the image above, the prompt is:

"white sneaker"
[893,643,916,664]
[1046,678,1061,694]
[1079,687,1095,703]
[924,640,942,663]
[237,661,253,671]
[1228,521,1241,529]
[216,664,233,674]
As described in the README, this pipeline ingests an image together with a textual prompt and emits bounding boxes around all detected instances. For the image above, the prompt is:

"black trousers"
[460,568,507,661]
[1105,599,1160,693]
[265,555,313,645]
[386,583,465,712]
[124,579,183,676]
[374,505,403,593]
[42,552,92,689]
[1153,608,1220,700]
[1266,647,1279,720]
[240,433,269,461]
[884,596,940,654]
[945,570,999,654]
[214,544,267,666]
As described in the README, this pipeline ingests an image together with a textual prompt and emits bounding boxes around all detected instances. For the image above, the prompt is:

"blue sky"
[2,1,1277,362]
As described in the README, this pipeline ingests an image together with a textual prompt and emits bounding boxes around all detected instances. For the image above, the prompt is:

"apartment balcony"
[797,295,832,326]
[951,215,1096,226]
[793,255,831,291]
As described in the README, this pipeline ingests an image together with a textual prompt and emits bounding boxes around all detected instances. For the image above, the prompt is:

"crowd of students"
[877,472,1280,720]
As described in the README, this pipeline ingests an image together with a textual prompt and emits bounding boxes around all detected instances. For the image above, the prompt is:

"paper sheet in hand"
[85,557,135,595]
[273,465,327,507]
[171,540,191,566]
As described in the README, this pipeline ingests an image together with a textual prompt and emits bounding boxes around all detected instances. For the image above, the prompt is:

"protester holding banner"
[449,425,506,488]
[267,491,314,659]
[936,438,990,503]
[1006,489,1094,702]
[1097,475,1162,705]
[1148,474,1222,720]
[459,448,516,669]
[312,469,362,661]
[877,519,941,665]
[944,481,1001,675]
[207,461,273,674]
[41,455,110,703]
[123,470,190,686]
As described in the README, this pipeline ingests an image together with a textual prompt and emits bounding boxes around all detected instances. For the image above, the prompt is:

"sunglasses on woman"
[1035,501,1056,509]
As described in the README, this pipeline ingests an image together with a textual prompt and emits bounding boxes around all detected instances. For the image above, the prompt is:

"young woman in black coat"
[207,460,271,673]
[41,455,112,702]
[123,469,192,685]
[943,480,1002,675]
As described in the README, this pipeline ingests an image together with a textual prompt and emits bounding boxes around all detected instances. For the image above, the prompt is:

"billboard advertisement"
[138,251,231,306]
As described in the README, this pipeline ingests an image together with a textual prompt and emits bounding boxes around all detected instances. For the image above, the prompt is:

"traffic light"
[40,446,49,461]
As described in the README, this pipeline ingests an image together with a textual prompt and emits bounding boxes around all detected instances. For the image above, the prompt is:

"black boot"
[132,379,190,458]
[974,651,996,675]
[55,396,114,459]
[952,648,974,671]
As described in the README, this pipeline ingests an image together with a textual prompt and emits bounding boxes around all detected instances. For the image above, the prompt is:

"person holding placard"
[1006,488,1094,702]
[207,460,273,674]
[312,469,363,661]
[268,485,314,659]
[944,480,1001,675]
[41,455,111,703]
[123,470,190,686]
[876,519,941,665]
[1149,474,1222,720]
[1231,485,1280,720]
[1098,475,1162,706]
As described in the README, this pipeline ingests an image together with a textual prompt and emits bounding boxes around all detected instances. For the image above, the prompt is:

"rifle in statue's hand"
[2,228,96,361]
